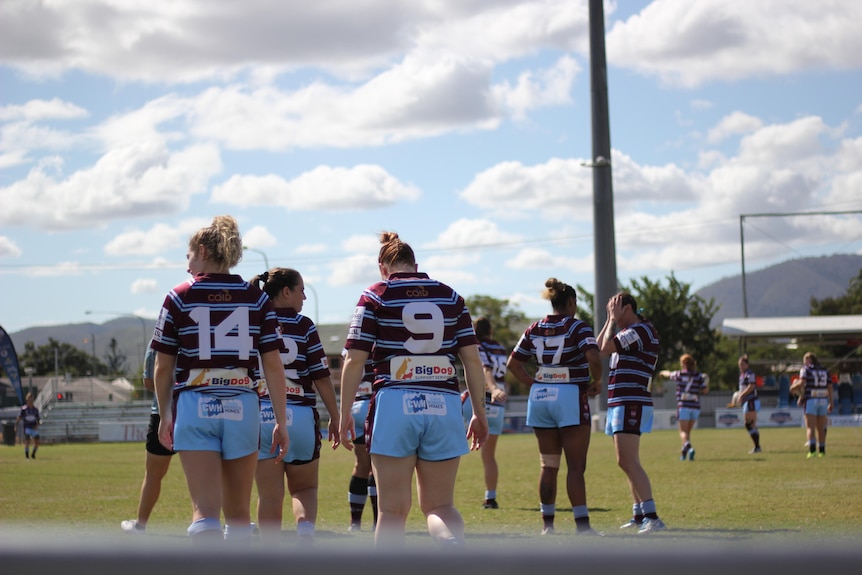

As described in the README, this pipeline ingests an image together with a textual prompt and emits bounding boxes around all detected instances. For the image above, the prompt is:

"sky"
[1,0,861,335]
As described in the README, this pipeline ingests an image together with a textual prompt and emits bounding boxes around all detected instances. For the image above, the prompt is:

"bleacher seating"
[38,400,151,443]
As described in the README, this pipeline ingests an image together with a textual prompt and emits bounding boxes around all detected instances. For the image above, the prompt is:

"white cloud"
[130,278,158,295]
[707,111,763,143]
[0,98,88,121]
[0,236,22,258]
[424,219,523,250]
[104,219,210,257]
[0,1,587,82]
[607,0,862,87]
[342,234,381,254]
[506,248,593,275]
[327,253,378,287]
[460,157,593,218]
[242,226,278,250]
[0,143,221,231]
[212,164,421,211]
[492,55,580,121]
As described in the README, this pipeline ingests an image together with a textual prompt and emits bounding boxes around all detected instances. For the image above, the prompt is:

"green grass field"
[2,426,861,547]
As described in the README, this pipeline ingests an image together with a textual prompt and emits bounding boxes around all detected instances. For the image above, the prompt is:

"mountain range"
[4,253,861,366]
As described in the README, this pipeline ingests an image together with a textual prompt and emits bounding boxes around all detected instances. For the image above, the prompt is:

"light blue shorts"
[743,399,761,414]
[677,407,700,421]
[173,388,260,460]
[369,387,468,461]
[24,428,40,438]
[526,384,587,428]
[804,399,829,417]
[605,404,654,436]
[258,400,319,463]
[462,398,505,436]
[352,398,371,441]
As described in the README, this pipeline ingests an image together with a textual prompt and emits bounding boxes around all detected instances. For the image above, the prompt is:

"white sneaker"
[121,520,146,534]
[619,518,641,529]
[637,517,667,534]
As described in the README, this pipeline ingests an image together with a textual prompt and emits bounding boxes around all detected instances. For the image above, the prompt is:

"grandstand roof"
[721,315,862,345]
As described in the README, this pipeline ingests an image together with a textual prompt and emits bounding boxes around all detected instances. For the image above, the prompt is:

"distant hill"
[696,253,862,327]
[8,317,157,370]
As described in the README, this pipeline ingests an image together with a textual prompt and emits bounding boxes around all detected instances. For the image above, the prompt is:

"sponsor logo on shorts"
[260,402,275,423]
[198,397,243,420]
[391,356,455,382]
[403,392,447,415]
[532,386,559,401]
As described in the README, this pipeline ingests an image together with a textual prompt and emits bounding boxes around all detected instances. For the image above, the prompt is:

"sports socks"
[641,499,659,521]
[541,503,555,531]
[572,505,591,532]
[348,475,369,526]
[631,502,645,525]
[368,474,378,525]
[745,422,761,449]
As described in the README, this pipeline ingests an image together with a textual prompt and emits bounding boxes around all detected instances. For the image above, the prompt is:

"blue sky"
[1,0,861,334]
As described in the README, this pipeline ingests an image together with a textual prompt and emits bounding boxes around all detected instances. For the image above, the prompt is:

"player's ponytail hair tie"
[258,271,269,285]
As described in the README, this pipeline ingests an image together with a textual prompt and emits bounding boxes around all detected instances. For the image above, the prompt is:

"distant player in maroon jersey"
[347,353,377,532]
[736,354,762,454]
[461,317,510,510]
[16,393,40,459]
[508,279,602,536]
[338,231,488,547]
[659,354,709,461]
[597,292,665,534]
[152,215,290,542]
[251,267,340,543]
[796,351,832,458]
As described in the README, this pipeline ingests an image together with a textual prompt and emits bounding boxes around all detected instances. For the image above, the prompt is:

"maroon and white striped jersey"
[344,272,477,394]
[152,273,282,394]
[510,314,598,386]
[607,320,659,407]
[259,307,330,406]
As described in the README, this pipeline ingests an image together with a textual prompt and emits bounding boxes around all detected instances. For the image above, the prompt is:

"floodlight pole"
[589,0,617,409]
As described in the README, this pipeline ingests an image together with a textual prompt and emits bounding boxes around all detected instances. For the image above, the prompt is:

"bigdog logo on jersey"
[403,391,447,415]
[536,367,569,383]
[188,368,254,389]
[198,396,243,420]
[390,356,455,382]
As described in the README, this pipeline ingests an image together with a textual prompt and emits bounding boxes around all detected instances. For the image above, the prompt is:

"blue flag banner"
[0,324,24,404]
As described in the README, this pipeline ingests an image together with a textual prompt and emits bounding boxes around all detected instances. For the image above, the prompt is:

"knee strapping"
[539,453,561,468]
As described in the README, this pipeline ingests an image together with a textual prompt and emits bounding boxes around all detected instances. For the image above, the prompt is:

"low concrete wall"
[98,421,148,442]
